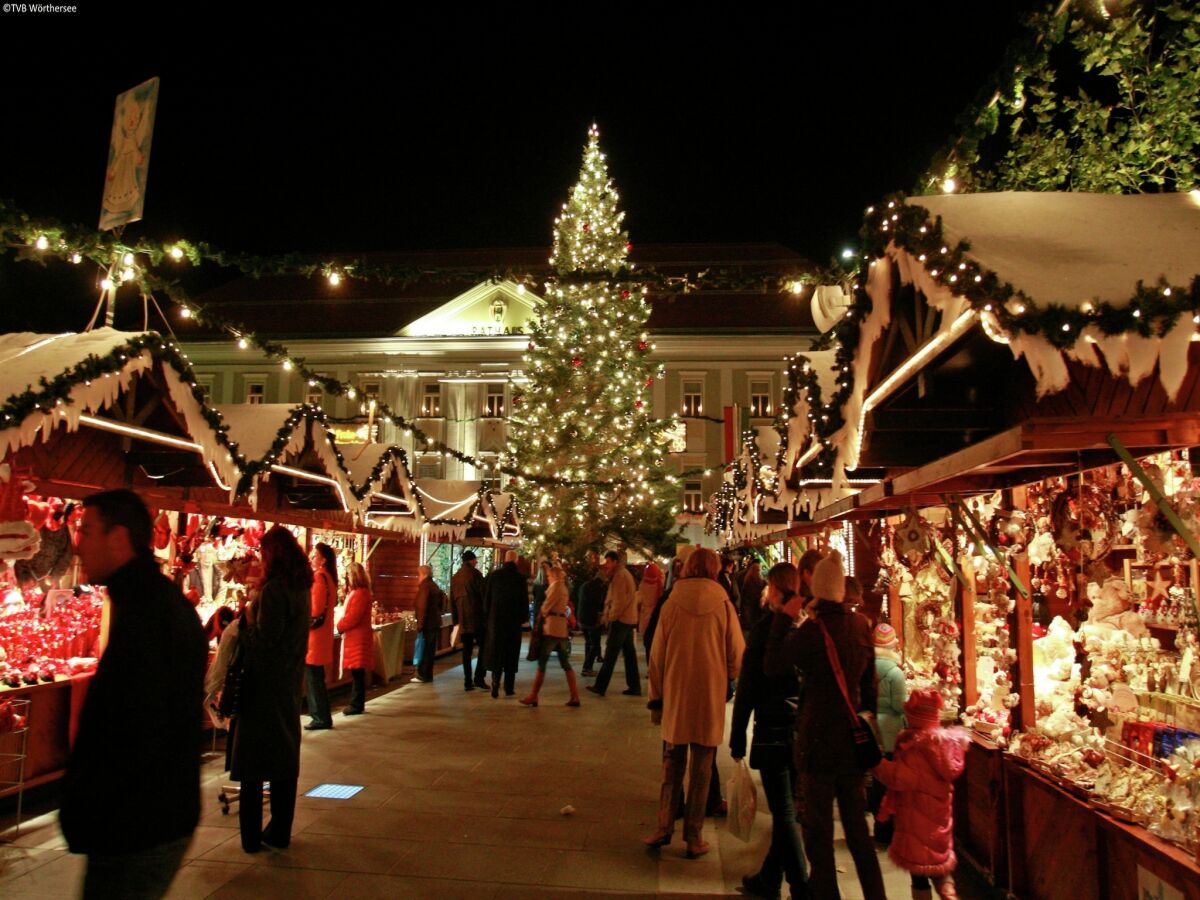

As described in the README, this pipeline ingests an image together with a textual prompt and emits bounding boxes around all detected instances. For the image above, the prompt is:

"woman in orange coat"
[337,562,374,716]
[304,543,338,730]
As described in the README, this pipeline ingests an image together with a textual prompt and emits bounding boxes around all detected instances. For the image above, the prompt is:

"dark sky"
[0,5,1043,331]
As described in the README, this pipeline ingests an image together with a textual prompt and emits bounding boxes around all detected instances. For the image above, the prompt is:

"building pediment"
[398,281,542,337]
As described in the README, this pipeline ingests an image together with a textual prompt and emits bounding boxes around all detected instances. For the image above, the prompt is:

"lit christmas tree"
[507,125,681,561]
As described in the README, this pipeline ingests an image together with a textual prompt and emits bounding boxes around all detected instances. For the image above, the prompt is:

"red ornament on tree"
[571,356,583,368]
[625,241,632,252]
[645,377,654,387]
[582,222,590,232]
[635,400,644,410]
[638,340,648,352]
[622,290,630,299]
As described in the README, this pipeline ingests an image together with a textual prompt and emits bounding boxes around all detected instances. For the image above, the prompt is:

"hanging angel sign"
[99,77,159,231]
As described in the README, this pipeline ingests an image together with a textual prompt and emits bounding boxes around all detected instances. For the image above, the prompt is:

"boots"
[520,671,544,707]
[565,669,581,706]
[932,874,957,899]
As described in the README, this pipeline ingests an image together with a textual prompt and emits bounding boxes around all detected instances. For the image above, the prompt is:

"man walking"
[576,553,606,676]
[413,565,446,683]
[587,550,641,697]
[451,550,487,690]
[61,489,207,899]
[484,549,527,697]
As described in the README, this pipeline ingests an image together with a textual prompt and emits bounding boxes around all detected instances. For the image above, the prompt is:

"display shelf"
[0,698,32,840]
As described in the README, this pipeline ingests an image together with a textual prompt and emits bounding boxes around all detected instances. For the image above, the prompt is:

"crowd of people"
[60,489,966,900]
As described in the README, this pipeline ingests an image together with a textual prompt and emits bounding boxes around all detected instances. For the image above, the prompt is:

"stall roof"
[916,192,1200,309]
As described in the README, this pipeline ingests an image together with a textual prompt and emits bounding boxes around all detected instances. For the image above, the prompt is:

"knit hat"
[904,688,943,729]
[808,550,845,603]
[873,623,899,648]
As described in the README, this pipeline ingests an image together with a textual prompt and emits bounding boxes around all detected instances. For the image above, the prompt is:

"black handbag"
[526,614,544,661]
[814,619,883,770]
[217,646,245,719]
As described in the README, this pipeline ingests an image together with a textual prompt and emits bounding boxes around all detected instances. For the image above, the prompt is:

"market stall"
[779,192,1200,896]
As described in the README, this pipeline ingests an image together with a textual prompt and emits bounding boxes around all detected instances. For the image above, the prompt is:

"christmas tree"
[507,125,681,561]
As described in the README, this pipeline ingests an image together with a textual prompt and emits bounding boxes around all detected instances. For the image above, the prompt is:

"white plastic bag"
[727,758,757,842]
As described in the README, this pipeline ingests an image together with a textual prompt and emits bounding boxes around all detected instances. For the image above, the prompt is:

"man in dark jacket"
[484,550,527,698]
[451,550,487,691]
[763,550,884,900]
[61,489,207,898]
[413,565,446,683]
[575,554,606,676]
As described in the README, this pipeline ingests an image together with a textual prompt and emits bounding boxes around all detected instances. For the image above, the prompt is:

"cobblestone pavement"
[0,639,991,898]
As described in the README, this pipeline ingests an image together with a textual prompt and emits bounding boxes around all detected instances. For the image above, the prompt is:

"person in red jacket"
[337,562,374,715]
[874,688,969,900]
[305,542,338,730]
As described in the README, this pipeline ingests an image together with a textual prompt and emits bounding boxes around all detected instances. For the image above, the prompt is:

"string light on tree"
[507,125,680,561]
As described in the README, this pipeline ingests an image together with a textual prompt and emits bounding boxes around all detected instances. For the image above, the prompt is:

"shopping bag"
[726,758,757,842]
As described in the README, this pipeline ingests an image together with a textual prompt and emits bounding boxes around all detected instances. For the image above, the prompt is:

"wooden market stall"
[781,192,1200,897]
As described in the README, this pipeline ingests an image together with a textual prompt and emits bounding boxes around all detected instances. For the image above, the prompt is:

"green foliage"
[923,1,1200,194]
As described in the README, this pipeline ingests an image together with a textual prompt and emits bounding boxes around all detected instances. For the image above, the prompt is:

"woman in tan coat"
[645,548,745,858]
[519,565,581,707]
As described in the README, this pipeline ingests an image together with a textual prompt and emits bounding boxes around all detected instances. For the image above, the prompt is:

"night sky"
[1,5,1043,332]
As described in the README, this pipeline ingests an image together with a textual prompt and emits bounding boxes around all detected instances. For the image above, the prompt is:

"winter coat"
[730,613,799,769]
[337,587,374,671]
[450,563,485,635]
[485,562,527,669]
[649,577,745,747]
[764,599,877,775]
[719,571,742,616]
[414,576,446,634]
[306,569,337,666]
[876,726,969,876]
[875,649,907,753]
[637,563,664,633]
[576,576,606,628]
[739,569,766,631]
[231,576,310,782]
[541,581,570,638]
[60,555,208,854]
[603,565,638,625]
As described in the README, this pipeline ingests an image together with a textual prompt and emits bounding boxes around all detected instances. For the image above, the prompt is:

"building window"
[484,385,505,418]
[478,455,501,491]
[682,380,703,417]
[245,381,265,405]
[359,380,382,406]
[196,376,214,405]
[415,454,443,480]
[749,380,772,418]
[683,480,703,514]
[305,378,324,408]
[420,383,441,417]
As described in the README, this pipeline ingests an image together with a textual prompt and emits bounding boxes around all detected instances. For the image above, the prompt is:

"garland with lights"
[863,194,1200,349]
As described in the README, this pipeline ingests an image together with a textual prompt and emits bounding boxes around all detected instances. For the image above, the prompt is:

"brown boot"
[565,669,581,706]
[520,671,544,707]
[932,874,957,899]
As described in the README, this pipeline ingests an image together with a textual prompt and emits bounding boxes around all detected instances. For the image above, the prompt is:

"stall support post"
[1010,552,1035,732]
[959,554,979,709]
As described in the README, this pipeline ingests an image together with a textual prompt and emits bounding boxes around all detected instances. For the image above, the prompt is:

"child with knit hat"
[870,622,907,845]
[874,688,969,899]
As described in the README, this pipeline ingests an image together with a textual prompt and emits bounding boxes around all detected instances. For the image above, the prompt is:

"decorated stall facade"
[0,329,520,793]
[772,192,1200,897]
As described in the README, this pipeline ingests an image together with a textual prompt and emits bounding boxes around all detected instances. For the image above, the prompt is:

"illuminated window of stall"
[683,480,703,513]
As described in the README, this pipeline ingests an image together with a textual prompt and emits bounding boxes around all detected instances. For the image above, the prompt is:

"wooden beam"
[1010,553,1035,733]
[959,554,979,710]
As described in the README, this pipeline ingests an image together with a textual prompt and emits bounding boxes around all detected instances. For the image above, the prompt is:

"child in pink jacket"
[874,688,968,900]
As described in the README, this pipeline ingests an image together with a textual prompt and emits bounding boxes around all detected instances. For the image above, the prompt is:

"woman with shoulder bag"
[230,526,312,853]
[730,563,809,899]
[763,550,885,900]
[304,543,338,730]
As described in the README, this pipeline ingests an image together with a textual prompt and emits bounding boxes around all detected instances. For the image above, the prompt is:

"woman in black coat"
[230,526,312,853]
[730,563,809,899]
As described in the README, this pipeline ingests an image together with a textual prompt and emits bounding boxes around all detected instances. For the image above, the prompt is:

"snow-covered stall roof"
[0,329,240,489]
[803,192,1200,494]
[408,479,486,542]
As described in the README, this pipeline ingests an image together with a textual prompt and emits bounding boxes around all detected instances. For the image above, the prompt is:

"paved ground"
[0,640,992,898]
